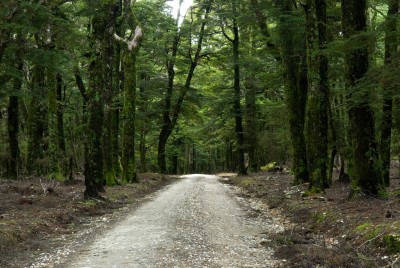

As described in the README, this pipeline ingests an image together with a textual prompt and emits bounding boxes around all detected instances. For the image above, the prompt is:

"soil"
[224,166,400,268]
[1,168,400,268]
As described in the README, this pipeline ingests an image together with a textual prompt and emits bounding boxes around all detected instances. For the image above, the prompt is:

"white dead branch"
[114,26,143,51]
[40,178,60,195]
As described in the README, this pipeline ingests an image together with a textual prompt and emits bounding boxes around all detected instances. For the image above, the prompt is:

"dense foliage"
[0,0,399,197]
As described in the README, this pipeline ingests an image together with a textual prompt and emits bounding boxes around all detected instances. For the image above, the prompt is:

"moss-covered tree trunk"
[278,0,309,184]
[304,0,329,192]
[138,73,150,173]
[112,6,122,179]
[342,0,383,196]
[121,50,140,182]
[56,73,66,153]
[118,0,142,183]
[27,64,46,175]
[103,2,119,186]
[47,70,62,179]
[85,58,105,198]
[380,0,399,187]
[84,2,108,199]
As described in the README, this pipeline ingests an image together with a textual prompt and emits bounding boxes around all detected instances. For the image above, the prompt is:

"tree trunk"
[120,0,142,183]
[112,0,123,178]
[47,70,62,178]
[328,104,338,184]
[245,77,258,172]
[7,60,23,179]
[380,0,399,187]
[342,0,383,196]
[27,64,46,175]
[138,73,150,173]
[220,0,247,176]
[232,18,247,176]
[103,3,119,186]
[85,58,105,198]
[278,0,309,184]
[56,73,66,153]
[157,2,211,173]
[158,127,171,174]
[121,51,139,182]
[84,3,109,198]
[305,0,329,192]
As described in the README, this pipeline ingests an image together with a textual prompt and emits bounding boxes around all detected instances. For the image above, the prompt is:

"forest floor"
[0,168,399,267]
[224,164,400,267]
[0,173,181,267]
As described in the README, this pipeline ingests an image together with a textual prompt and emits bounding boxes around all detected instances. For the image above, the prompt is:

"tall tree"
[26,61,46,174]
[56,73,66,153]
[117,0,143,183]
[380,0,399,187]
[7,39,23,179]
[220,0,247,175]
[277,0,309,184]
[84,0,109,198]
[103,1,119,186]
[157,0,211,173]
[304,0,329,191]
[342,0,384,196]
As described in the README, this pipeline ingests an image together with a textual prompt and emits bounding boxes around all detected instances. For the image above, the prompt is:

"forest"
[0,0,400,200]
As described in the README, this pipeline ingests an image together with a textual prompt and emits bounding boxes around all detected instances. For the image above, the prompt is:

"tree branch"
[114,26,143,51]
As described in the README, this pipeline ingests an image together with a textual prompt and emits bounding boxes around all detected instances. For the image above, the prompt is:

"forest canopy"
[0,0,399,198]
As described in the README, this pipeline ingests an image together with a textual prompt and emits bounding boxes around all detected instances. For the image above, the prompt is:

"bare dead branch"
[113,26,143,51]
[39,178,60,195]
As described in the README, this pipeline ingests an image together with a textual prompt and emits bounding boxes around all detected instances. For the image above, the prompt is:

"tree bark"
[47,69,62,178]
[121,51,139,182]
[380,0,399,187]
[278,0,309,184]
[119,0,142,183]
[138,73,150,173]
[7,60,23,179]
[304,0,329,192]
[245,77,259,172]
[232,17,247,176]
[84,2,108,198]
[56,73,66,153]
[342,0,383,196]
[27,64,46,175]
[85,57,105,198]
[103,2,119,186]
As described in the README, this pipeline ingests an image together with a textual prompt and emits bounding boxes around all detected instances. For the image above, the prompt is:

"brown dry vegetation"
[226,167,400,267]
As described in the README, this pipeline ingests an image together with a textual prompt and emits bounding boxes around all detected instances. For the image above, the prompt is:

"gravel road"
[65,174,283,267]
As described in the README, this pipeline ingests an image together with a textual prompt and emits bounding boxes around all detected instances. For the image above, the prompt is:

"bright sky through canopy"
[167,0,193,21]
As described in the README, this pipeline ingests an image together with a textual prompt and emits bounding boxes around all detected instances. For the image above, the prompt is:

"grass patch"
[383,234,400,254]
[313,211,336,225]
[355,222,372,231]
[77,200,97,206]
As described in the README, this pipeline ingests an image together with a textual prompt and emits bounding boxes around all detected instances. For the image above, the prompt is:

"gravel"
[31,174,285,268]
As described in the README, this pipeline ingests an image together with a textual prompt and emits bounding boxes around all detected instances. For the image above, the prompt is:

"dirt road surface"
[63,174,283,267]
